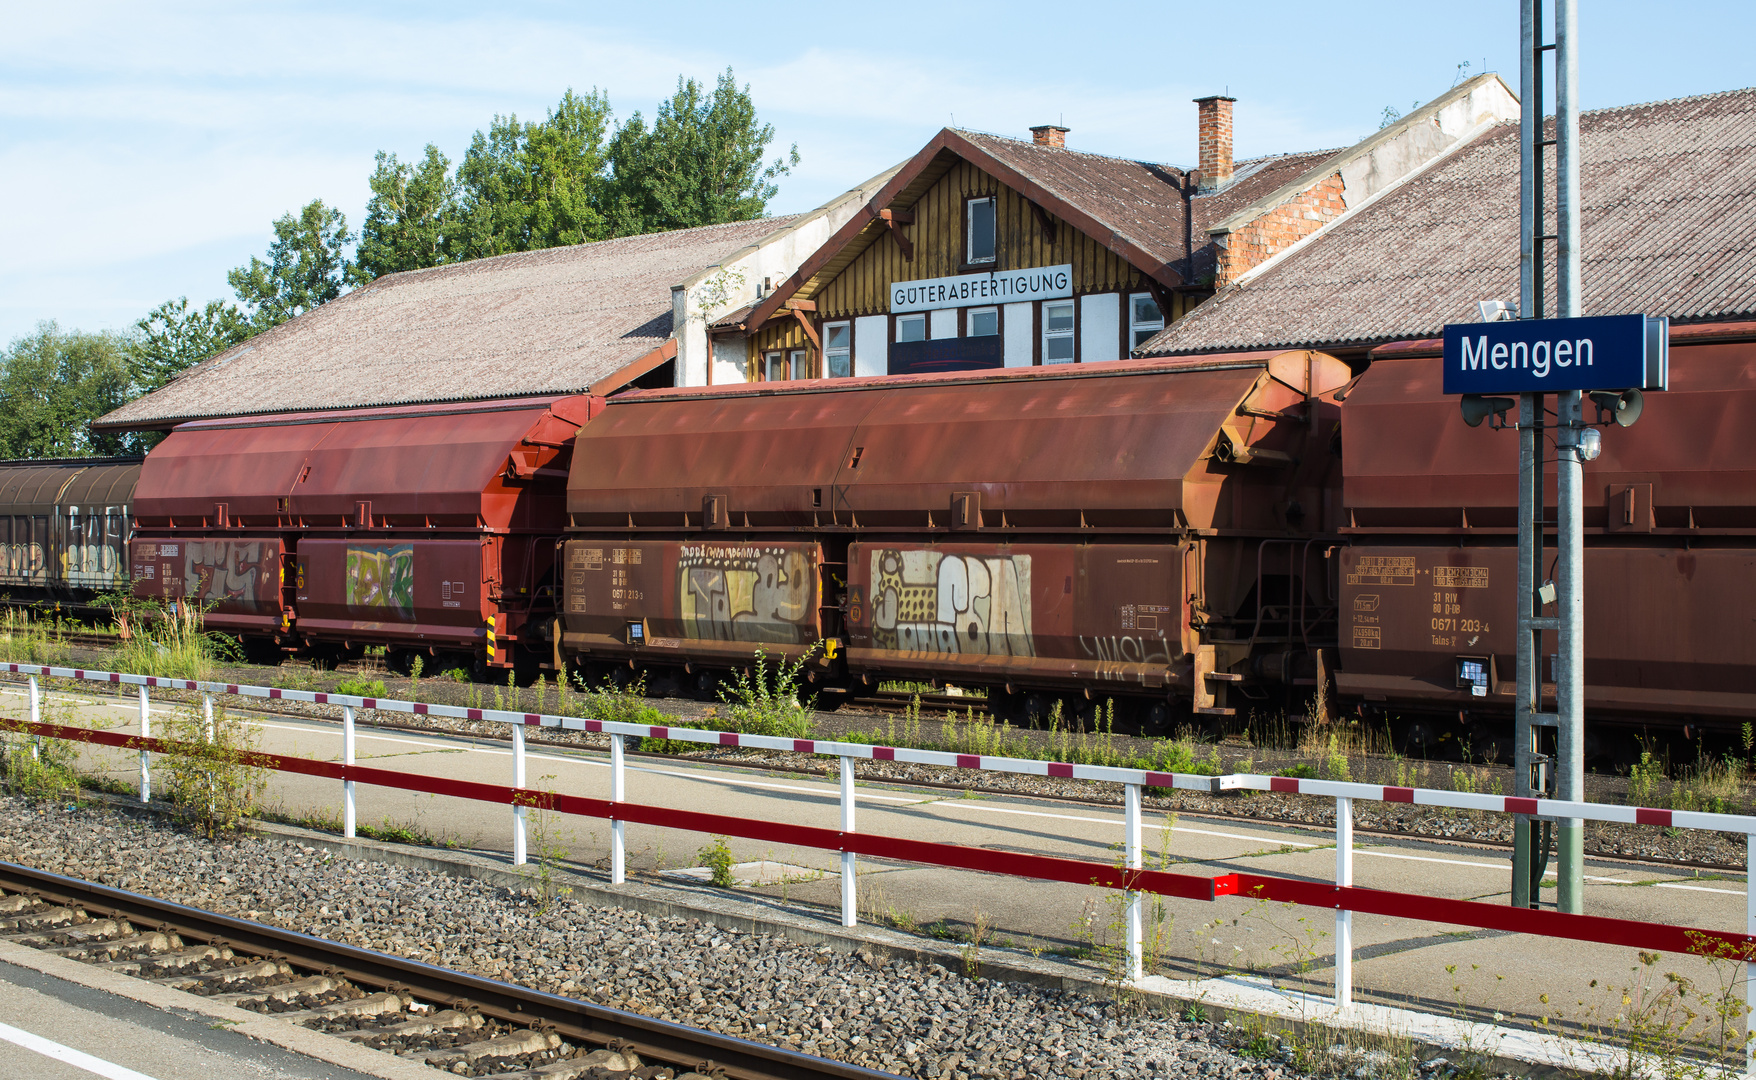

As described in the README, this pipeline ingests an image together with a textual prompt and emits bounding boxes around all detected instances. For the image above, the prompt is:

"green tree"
[127,296,254,393]
[226,199,354,328]
[352,145,456,283]
[451,87,614,261]
[606,69,798,235]
[0,323,138,458]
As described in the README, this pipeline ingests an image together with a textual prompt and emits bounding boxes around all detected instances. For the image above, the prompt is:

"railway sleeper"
[208,973,340,1008]
[0,905,86,932]
[424,1027,563,1066]
[103,942,231,974]
[277,989,409,1023]
[349,1007,486,1039]
[2,918,132,946]
[153,957,288,988]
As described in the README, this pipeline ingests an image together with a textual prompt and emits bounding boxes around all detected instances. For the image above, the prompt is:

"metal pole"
[512,723,527,866]
[1553,0,1585,918]
[1335,796,1354,1009]
[840,756,857,928]
[610,734,626,885]
[137,685,150,803]
[1512,0,1546,910]
[28,676,39,761]
[342,704,356,839]
[1746,833,1755,1077]
[1125,783,1143,983]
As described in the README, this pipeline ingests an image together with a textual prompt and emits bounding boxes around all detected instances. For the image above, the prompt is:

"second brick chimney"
[1194,96,1236,190]
[1030,124,1069,148]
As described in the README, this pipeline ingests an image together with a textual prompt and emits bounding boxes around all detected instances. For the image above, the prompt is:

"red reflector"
[1270,777,1300,793]
[1506,797,1539,815]
[1144,772,1174,787]
[1384,787,1415,803]
[956,754,980,769]
[874,747,895,761]
[794,740,815,753]
[1048,763,1074,778]
[1635,808,1672,827]
[719,733,739,746]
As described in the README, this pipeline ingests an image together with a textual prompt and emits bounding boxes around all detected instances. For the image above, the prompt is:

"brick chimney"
[1194,96,1236,190]
[1030,124,1069,148]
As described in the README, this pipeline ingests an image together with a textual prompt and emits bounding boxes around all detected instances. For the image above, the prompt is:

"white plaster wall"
[854,315,888,377]
[1338,77,1519,207]
[929,308,959,340]
[1080,293,1120,364]
[711,336,749,385]
[1002,303,1033,367]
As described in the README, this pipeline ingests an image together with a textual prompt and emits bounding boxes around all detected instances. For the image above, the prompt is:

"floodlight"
[1477,299,1518,323]
[1577,427,1602,461]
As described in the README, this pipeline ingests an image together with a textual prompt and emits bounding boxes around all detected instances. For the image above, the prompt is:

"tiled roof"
[956,130,1334,280]
[1139,87,1756,356]
[95,216,800,430]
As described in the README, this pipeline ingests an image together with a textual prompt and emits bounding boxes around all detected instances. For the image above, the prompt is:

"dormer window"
[966,196,996,265]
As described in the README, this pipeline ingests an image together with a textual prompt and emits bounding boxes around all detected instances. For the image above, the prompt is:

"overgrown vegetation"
[696,834,737,888]
[153,697,264,835]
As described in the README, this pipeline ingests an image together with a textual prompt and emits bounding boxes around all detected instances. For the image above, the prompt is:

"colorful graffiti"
[187,540,277,612]
[347,544,415,620]
[678,544,813,643]
[869,549,1033,657]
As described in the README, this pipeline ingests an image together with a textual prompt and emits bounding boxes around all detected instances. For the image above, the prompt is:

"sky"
[4,1,1754,347]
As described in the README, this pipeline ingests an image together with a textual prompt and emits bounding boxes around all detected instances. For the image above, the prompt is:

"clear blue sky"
[5,0,1753,346]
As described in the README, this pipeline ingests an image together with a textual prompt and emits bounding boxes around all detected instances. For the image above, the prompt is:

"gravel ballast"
[0,795,1300,1080]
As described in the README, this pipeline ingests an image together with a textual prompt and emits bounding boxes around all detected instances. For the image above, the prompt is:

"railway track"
[0,860,901,1080]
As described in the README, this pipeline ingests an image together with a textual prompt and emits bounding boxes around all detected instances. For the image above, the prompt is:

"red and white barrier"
[5,659,1756,1058]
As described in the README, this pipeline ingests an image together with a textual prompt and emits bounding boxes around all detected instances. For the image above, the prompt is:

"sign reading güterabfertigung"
[1442,314,1669,395]
[890,264,1072,314]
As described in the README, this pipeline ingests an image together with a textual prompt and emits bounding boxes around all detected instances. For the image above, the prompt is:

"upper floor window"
[966,196,996,265]
[824,322,852,378]
[1130,293,1165,349]
[968,307,999,337]
[764,350,788,381]
[1043,301,1075,364]
[897,313,926,343]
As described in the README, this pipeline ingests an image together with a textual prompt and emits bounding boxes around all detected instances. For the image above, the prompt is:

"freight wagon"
[559,350,1350,731]
[1336,330,1756,761]
[129,396,598,669]
[0,457,140,607]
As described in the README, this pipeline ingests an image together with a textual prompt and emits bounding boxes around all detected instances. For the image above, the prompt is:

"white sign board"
[890,264,1072,314]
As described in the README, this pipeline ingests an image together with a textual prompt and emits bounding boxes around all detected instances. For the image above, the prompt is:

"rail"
[4,660,1756,1071]
[0,860,903,1080]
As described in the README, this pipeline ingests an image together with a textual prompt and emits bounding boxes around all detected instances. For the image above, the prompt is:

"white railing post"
[1746,832,1754,1077]
[137,685,150,803]
[511,723,527,866]
[1336,796,1354,1010]
[609,734,626,885]
[1125,782,1143,983]
[840,756,857,927]
[28,675,39,760]
[203,693,216,816]
[342,704,356,839]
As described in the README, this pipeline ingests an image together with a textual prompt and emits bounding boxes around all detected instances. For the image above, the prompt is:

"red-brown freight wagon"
[1336,327,1756,760]
[131,396,599,669]
[561,351,1350,730]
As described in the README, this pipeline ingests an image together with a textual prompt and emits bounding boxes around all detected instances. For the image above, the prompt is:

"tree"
[606,69,799,235]
[352,145,456,283]
[451,87,614,262]
[0,323,137,458]
[226,199,354,329]
[127,296,254,394]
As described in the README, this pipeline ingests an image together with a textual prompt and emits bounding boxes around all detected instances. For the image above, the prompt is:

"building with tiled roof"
[1138,86,1756,359]
[730,75,1516,381]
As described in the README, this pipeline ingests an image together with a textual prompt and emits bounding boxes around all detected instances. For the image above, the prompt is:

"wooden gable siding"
[813,160,1140,319]
[748,318,814,379]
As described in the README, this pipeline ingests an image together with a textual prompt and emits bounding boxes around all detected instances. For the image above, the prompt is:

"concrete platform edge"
[0,938,437,1080]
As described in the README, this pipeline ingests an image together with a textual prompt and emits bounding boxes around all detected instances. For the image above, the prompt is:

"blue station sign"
[1442,313,1668,395]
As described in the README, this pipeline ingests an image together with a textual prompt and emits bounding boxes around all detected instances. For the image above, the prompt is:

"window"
[1130,293,1165,349]
[1043,301,1075,364]
[897,313,926,343]
[966,196,996,265]
[789,348,809,379]
[968,307,999,337]
[764,350,787,381]
[824,322,852,377]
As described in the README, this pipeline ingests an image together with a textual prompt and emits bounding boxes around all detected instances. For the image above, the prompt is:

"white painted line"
[0,1020,162,1080]
[1653,882,1745,895]
[930,800,1323,848]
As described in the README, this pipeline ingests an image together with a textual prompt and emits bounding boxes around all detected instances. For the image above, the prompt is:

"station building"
[706,74,1515,385]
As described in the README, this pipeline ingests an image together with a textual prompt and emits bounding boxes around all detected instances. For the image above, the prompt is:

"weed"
[516,775,574,913]
[960,909,990,980]
[407,654,424,698]
[334,676,387,699]
[154,698,264,836]
[716,647,817,738]
[697,834,737,888]
[108,602,227,680]
[438,667,470,682]
[0,699,86,802]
